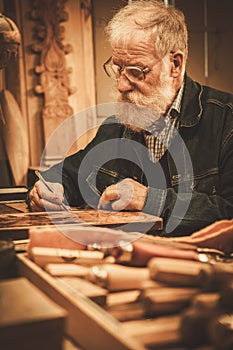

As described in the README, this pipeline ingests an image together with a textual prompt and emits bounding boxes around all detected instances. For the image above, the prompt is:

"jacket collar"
[178,75,204,128]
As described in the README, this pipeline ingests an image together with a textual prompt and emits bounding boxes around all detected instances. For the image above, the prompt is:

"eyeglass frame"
[103,56,151,82]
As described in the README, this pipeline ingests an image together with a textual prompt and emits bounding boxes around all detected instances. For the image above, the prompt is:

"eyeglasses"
[103,56,151,83]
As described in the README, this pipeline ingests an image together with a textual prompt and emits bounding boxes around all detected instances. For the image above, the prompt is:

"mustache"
[116,90,170,117]
[110,86,148,104]
[116,90,156,104]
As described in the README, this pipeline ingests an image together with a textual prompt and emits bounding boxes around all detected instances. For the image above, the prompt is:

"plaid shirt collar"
[147,82,184,135]
[145,82,185,162]
[167,81,184,120]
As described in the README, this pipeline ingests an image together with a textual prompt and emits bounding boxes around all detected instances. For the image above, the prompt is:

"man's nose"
[117,74,134,93]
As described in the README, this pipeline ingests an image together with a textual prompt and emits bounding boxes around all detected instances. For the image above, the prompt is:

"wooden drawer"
[17,251,231,350]
[16,253,145,350]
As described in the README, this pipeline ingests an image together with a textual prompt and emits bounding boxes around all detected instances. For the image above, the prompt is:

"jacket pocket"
[171,168,219,195]
[192,168,219,195]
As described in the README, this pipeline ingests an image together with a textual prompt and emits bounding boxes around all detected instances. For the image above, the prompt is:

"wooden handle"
[148,257,212,287]
[87,264,150,291]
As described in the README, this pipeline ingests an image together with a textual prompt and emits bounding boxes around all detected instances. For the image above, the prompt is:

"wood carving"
[0,209,163,237]
[30,0,76,164]
[80,0,91,20]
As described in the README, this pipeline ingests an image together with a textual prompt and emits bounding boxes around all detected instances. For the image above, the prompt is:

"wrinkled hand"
[98,178,148,211]
[28,180,65,212]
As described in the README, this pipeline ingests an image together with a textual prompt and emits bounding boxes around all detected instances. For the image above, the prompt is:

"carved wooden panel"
[4,0,96,167]
[30,0,76,165]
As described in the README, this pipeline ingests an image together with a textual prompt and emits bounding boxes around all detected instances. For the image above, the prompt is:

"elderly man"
[28,0,233,236]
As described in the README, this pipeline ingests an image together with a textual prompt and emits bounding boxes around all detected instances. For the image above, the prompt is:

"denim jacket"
[43,76,233,236]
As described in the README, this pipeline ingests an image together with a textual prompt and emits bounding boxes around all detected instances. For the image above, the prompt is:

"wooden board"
[0,89,29,186]
[0,203,23,215]
[0,209,163,240]
[0,186,28,203]
[1,202,29,213]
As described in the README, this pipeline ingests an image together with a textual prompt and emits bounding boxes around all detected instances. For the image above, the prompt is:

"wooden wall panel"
[176,0,233,94]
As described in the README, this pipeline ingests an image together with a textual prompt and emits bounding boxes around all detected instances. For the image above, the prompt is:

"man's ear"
[171,51,184,77]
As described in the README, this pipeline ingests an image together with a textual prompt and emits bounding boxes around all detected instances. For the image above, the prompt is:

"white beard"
[112,67,176,132]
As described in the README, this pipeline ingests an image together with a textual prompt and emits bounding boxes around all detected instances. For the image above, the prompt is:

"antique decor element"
[30,0,76,164]
[0,13,21,69]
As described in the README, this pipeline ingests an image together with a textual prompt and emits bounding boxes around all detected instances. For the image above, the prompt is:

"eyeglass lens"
[104,58,146,82]
[112,65,144,81]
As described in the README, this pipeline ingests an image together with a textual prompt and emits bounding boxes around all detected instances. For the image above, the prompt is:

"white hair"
[105,0,188,63]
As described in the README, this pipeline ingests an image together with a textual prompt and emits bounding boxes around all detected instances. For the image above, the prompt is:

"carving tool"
[35,170,70,211]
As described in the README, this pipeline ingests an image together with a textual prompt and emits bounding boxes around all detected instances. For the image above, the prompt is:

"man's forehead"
[112,30,152,47]
[111,33,157,59]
